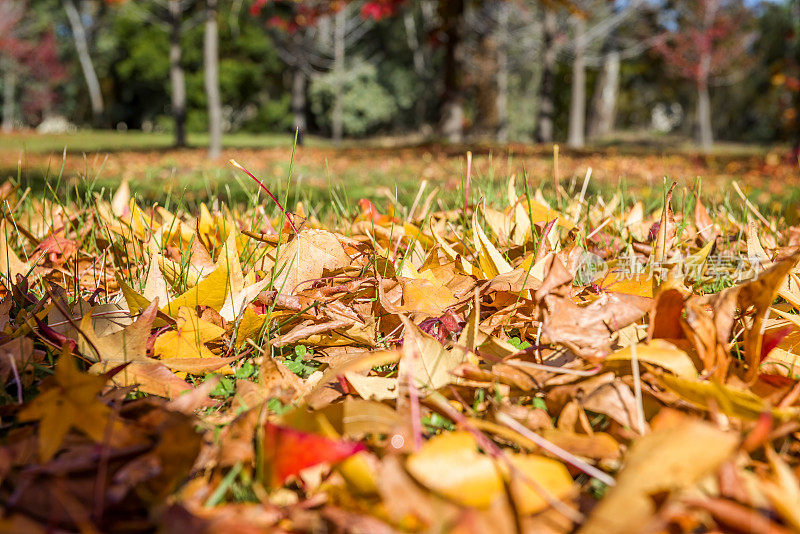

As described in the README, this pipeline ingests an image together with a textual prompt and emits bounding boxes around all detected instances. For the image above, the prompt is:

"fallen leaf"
[579,417,737,534]
[406,431,574,515]
[17,350,131,461]
[261,422,366,486]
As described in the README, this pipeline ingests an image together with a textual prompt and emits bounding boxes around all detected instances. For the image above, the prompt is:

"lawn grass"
[0,130,321,153]
[1,130,798,225]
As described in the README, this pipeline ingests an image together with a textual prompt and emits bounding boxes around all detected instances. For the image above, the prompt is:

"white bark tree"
[62,0,104,126]
[204,0,222,158]
[567,16,586,148]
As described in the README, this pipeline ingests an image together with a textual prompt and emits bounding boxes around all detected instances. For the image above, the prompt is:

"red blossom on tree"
[653,0,755,149]
[0,0,66,128]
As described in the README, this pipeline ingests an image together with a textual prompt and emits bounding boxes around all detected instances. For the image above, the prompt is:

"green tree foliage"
[309,60,397,136]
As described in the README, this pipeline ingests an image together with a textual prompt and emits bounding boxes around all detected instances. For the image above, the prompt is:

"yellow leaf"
[601,271,655,298]
[658,373,800,421]
[116,273,153,316]
[522,197,575,230]
[579,418,737,534]
[154,307,225,360]
[344,372,398,401]
[161,261,231,316]
[406,431,573,514]
[472,209,513,279]
[0,219,30,281]
[399,315,467,391]
[429,219,480,277]
[231,306,269,348]
[18,350,127,461]
[607,339,698,378]
[399,278,456,316]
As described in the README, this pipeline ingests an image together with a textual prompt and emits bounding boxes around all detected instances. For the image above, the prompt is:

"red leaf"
[263,423,365,486]
[760,327,793,362]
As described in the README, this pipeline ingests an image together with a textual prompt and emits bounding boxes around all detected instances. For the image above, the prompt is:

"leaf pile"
[2,171,800,533]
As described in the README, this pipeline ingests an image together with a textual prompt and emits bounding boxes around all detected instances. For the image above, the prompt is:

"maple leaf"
[17,349,126,462]
[271,229,352,295]
[154,306,224,360]
[79,299,158,364]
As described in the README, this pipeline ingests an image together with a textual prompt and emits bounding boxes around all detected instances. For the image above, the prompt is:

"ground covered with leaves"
[4,133,799,212]
[2,157,800,533]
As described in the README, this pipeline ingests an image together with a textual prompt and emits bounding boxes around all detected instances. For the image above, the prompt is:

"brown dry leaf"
[143,252,171,305]
[0,336,39,386]
[651,181,677,264]
[272,229,353,295]
[90,359,193,399]
[261,353,305,404]
[680,252,800,381]
[649,279,689,340]
[694,193,718,242]
[535,256,652,359]
[540,291,652,360]
[272,318,354,348]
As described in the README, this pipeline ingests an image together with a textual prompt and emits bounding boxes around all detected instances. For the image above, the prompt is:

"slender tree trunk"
[2,67,15,133]
[587,49,620,139]
[204,0,222,159]
[403,8,427,126]
[291,66,306,145]
[168,0,187,147]
[496,1,509,143]
[474,18,498,137]
[697,53,713,150]
[439,0,465,143]
[63,0,104,127]
[331,7,345,144]
[536,10,557,143]
[567,17,586,148]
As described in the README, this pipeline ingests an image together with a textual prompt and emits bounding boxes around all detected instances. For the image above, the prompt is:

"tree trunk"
[473,18,498,138]
[168,0,187,147]
[696,52,713,150]
[331,7,345,144]
[63,0,104,127]
[587,49,620,139]
[204,0,222,159]
[535,10,557,143]
[403,8,427,126]
[567,17,586,149]
[496,1,509,143]
[439,0,465,143]
[291,66,306,146]
[2,66,15,133]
